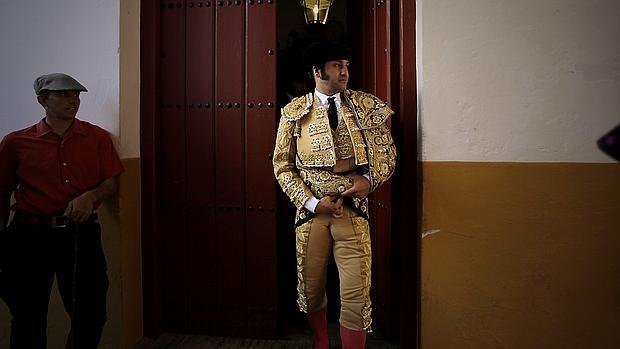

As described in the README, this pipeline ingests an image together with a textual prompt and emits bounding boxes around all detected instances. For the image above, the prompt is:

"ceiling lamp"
[300,0,334,25]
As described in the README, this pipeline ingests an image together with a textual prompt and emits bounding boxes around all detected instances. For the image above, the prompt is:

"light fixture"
[300,0,334,25]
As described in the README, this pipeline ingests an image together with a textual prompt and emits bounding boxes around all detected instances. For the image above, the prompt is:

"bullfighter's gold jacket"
[273,90,397,226]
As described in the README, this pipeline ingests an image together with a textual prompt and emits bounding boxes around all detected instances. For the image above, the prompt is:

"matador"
[273,42,397,349]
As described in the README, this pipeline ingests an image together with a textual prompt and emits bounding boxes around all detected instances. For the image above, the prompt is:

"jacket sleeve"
[272,114,314,209]
[364,121,397,192]
[347,91,397,192]
[353,92,397,193]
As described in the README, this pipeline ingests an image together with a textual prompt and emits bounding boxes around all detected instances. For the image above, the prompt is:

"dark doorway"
[274,0,399,341]
[274,0,350,340]
[275,1,416,344]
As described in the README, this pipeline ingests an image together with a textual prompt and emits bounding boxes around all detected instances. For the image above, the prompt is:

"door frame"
[140,0,162,336]
[393,1,419,347]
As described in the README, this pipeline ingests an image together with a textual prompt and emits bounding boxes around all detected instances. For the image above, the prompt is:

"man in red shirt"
[0,73,124,348]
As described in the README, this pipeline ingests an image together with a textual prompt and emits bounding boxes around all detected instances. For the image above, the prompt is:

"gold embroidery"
[308,122,329,136]
[343,91,397,192]
[341,103,368,165]
[351,216,373,332]
[299,168,353,198]
[362,125,397,192]
[345,91,393,129]
[297,152,335,167]
[295,95,337,167]
[274,89,396,207]
[282,93,313,122]
[334,121,354,160]
[311,138,321,152]
[295,221,312,313]
[274,90,396,332]
[273,111,314,209]
[314,105,327,119]
[319,135,332,150]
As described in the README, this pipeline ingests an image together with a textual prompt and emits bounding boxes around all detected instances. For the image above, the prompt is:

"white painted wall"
[419,0,620,162]
[0,0,120,136]
[0,1,121,348]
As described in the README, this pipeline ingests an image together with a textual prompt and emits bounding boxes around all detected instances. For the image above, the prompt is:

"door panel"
[215,1,247,337]
[245,0,278,338]
[145,0,278,338]
[160,1,188,332]
[186,2,217,333]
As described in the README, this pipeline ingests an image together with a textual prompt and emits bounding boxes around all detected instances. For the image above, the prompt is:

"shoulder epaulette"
[282,93,314,122]
[345,90,394,129]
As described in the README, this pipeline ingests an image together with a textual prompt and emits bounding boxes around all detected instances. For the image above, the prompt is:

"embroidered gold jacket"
[273,90,397,225]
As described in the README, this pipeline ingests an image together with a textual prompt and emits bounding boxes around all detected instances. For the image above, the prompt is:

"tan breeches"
[295,205,372,332]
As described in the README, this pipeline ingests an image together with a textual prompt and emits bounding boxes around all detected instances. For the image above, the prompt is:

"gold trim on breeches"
[295,206,373,332]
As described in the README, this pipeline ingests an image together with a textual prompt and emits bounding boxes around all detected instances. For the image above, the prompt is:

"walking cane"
[70,221,79,348]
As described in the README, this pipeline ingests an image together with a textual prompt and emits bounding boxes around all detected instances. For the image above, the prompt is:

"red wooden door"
[186,0,216,334]
[159,2,188,332]
[245,0,278,337]
[214,0,246,337]
[141,0,277,338]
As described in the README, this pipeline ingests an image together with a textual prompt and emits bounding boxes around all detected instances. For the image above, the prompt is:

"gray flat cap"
[34,73,88,95]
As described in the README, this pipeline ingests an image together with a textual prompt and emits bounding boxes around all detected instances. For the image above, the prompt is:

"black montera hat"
[302,41,351,68]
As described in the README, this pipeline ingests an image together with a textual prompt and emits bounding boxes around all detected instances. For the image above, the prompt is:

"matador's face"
[315,59,349,95]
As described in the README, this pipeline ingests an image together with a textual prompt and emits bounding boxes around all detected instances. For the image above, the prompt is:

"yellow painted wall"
[421,162,620,348]
[119,158,142,349]
[119,1,142,348]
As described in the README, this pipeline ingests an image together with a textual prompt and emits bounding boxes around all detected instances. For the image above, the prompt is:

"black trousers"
[0,219,108,349]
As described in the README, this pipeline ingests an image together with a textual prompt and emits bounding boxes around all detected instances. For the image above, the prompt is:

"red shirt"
[0,118,124,215]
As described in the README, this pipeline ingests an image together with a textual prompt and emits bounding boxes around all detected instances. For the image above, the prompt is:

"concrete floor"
[136,323,398,349]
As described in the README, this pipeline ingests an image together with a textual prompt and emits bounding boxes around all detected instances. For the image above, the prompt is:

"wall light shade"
[300,0,334,25]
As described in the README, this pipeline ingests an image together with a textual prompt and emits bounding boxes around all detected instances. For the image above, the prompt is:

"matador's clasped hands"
[315,174,370,218]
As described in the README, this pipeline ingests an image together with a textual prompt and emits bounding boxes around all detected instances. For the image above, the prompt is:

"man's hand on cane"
[64,191,96,222]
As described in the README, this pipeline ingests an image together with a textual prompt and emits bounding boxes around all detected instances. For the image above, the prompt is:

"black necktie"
[327,97,338,130]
